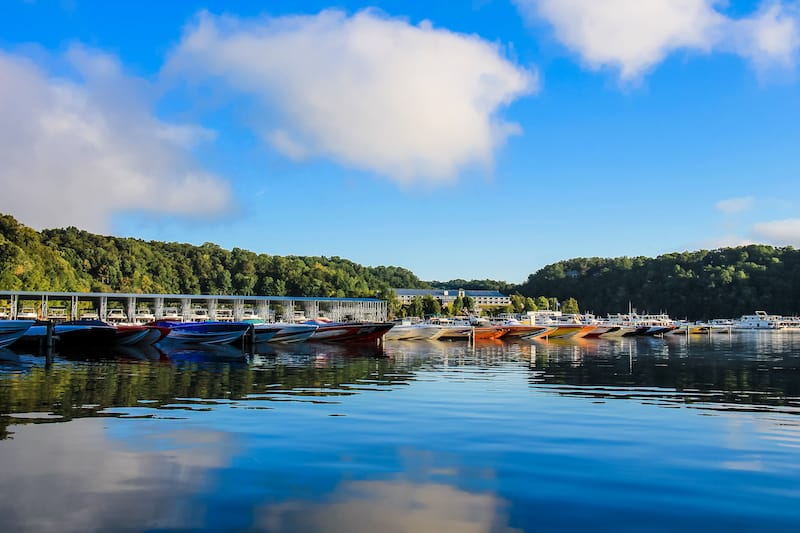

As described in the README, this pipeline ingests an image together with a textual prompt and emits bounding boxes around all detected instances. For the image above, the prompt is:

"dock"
[0,291,387,323]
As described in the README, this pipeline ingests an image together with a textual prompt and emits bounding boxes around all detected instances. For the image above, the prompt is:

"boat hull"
[0,320,36,349]
[309,322,394,343]
[154,321,250,345]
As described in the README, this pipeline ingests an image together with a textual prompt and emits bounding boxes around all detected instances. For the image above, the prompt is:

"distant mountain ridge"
[0,214,427,299]
[3,213,795,320]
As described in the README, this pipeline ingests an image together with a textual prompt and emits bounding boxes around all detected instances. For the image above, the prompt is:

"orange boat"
[472,326,510,340]
[545,324,596,339]
[499,324,553,339]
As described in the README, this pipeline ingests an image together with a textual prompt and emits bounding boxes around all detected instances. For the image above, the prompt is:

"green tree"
[422,295,441,316]
[409,296,424,318]
[561,297,580,314]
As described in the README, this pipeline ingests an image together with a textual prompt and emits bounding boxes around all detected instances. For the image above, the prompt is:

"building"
[393,288,511,310]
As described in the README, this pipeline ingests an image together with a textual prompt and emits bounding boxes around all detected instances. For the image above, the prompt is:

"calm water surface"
[1,333,799,532]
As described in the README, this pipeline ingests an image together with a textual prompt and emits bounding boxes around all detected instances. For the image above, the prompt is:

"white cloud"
[731,2,800,70]
[0,47,233,233]
[716,196,755,214]
[164,9,536,185]
[695,235,756,249]
[751,218,800,245]
[514,0,800,80]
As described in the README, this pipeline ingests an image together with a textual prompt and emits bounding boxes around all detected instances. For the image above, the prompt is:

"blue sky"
[1,0,799,283]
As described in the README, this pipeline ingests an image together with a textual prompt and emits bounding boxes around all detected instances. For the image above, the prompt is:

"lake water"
[1,332,799,532]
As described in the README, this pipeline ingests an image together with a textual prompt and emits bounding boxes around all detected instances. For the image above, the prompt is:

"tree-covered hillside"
[518,246,800,320]
[0,214,428,298]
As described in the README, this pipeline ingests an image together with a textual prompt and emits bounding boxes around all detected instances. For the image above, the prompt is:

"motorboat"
[0,320,36,348]
[17,307,38,320]
[384,319,444,341]
[189,307,210,322]
[134,307,156,324]
[106,309,128,324]
[306,319,394,343]
[252,323,318,343]
[114,324,170,346]
[152,320,250,344]
[16,320,118,350]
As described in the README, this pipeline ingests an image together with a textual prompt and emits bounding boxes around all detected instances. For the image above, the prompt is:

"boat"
[384,319,444,341]
[189,307,210,322]
[733,311,783,330]
[162,307,182,320]
[133,307,156,324]
[17,307,38,320]
[252,323,318,343]
[0,320,36,348]
[114,324,170,346]
[106,308,128,324]
[152,320,250,344]
[473,326,511,340]
[428,318,473,340]
[16,320,118,350]
[306,319,394,343]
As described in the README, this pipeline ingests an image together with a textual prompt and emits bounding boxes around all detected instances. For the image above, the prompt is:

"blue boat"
[0,320,36,348]
[153,321,250,345]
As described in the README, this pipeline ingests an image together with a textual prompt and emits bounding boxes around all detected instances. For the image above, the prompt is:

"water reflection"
[2,334,800,531]
[526,334,800,412]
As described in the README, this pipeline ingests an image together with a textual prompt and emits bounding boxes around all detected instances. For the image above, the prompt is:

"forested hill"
[0,214,428,298]
[518,246,800,320]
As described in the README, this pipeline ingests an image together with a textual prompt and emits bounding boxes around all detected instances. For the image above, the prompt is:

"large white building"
[393,288,511,310]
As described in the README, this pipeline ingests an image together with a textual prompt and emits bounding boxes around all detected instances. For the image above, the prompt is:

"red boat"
[306,320,394,343]
[114,324,171,346]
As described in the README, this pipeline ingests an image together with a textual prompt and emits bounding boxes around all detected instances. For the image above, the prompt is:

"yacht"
[733,311,783,330]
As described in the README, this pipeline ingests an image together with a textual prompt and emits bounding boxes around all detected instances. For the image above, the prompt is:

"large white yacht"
[732,311,783,330]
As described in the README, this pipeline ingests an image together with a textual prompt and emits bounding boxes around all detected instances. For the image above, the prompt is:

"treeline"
[0,214,427,299]
[518,245,800,320]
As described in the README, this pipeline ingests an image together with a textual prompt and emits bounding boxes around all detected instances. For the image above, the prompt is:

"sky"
[1,0,799,283]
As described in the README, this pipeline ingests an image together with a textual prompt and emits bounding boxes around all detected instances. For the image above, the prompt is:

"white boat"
[134,307,155,324]
[215,309,234,322]
[17,307,38,320]
[189,307,210,322]
[733,311,783,330]
[162,307,181,320]
[267,323,318,343]
[384,319,444,341]
[0,320,36,348]
[106,308,128,324]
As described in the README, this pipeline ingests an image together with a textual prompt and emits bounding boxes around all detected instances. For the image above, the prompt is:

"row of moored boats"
[1,310,797,352]
[0,318,395,352]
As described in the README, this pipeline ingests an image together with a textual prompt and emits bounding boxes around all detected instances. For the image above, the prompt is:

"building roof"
[393,288,507,298]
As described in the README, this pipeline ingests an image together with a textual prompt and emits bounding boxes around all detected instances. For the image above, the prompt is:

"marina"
[0,290,388,323]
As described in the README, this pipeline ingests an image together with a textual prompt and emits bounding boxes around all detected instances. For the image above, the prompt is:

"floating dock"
[0,291,387,323]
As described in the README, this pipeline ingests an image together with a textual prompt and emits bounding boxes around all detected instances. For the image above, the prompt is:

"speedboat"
[252,323,318,343]
[17,320,118,350]
[153,320,250,344]
[384,319,444,341]
[306,319,394,343]
[0,320,36,348]
[269,323,318,343]
[114,324,171,346]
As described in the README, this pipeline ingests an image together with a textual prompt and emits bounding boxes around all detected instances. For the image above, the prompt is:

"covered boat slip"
[0,291,388,324]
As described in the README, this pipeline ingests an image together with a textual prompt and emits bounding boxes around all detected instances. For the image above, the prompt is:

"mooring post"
[44,320,54,365]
